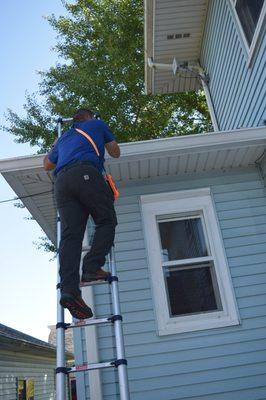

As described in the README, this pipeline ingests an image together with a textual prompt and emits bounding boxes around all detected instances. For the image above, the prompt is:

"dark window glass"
[236,0,264,45]
[164,262,222,317]
[70,378,77,400]
[159,218,208,261]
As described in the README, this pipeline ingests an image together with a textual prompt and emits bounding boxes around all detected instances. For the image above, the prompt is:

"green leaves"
[4,0,211,151]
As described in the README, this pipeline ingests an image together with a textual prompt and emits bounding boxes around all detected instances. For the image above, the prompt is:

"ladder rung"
[81,246,91,252]
[61,117,73,123]
[70,361,113,373]
[80,279,108,287]
[69,317,111,328]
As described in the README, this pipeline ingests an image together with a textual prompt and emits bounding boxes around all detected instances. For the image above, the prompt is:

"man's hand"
[43,155,56,171]
[105,141,120,158]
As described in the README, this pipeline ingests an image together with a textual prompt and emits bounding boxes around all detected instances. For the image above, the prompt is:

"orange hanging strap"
[105,174,120,200]
[75,128,100,156]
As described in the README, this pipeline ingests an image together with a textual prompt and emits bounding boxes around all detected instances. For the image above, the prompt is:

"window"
[141,188,239,335]
[235,0,264,45]
[69,377,77,400]
[231,0,266,64]
[17,379,34,400]
[18,380,26,400]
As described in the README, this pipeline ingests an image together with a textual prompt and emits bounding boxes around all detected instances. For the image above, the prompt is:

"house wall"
[200,0,266,131]
[82,166,266,400]
[0,351,56,400]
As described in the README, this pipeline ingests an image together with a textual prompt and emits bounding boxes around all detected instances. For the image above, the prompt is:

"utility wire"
[0,190,54,205]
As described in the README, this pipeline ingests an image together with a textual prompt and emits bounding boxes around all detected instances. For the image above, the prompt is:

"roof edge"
[0,334,73,359]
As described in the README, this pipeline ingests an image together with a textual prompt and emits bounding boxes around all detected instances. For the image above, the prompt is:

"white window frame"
[230,0,266,66]
[140,188,240,336]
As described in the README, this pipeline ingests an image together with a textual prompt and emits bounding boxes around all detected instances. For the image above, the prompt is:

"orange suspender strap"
[75,128,100,157]
[75,127,120,200]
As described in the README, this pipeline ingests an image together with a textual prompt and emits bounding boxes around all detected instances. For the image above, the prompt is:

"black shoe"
[60,293,93,320]
[81,268,111,283]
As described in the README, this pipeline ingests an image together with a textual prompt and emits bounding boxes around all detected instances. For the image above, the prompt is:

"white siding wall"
[0,351,56,400]
[81,166,266,400]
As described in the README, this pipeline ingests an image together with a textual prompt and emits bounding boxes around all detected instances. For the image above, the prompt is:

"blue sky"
[0,1,72,341]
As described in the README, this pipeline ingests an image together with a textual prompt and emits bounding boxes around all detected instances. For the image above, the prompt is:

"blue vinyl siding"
[201,0,266,131]
[82,166,266,400]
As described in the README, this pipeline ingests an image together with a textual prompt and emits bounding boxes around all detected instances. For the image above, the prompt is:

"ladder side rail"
[109,247,130,400]
[56,119,66,400]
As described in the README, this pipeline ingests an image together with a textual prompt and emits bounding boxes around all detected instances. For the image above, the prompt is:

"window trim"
[230,0,266,66]
[140,188,240,335]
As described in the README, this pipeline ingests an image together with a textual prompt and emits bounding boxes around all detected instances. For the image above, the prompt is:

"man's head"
[73,108,94,122]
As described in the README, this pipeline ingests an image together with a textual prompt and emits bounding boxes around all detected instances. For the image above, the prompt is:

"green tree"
[4,0,211,151]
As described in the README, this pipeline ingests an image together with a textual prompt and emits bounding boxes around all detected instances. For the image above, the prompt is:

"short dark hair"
[73,108,94,122]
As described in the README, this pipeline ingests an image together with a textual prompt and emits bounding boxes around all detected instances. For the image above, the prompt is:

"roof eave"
[144,0,208,95]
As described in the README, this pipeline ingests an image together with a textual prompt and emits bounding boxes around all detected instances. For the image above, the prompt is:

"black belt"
[56,161,95,177]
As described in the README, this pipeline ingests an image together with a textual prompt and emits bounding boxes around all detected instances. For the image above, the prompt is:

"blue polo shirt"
[48,120,115,175]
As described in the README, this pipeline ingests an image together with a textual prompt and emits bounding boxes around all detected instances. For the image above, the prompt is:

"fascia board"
[0,153,44,173]
[0,126,266,173]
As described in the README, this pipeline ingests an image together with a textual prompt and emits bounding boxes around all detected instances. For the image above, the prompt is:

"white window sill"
[158,311,240,336]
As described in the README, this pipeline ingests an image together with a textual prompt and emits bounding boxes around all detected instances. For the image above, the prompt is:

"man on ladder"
[43,108,120,319]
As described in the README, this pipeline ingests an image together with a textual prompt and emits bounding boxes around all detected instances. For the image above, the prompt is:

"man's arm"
[43,139,58,171]
[105,141,120,158]
[43,155,56,171]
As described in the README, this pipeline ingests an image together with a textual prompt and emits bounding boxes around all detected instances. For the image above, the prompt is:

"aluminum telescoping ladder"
[55,118,130,400]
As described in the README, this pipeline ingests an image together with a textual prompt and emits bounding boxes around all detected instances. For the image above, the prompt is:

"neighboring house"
[0,1,266,400]
[0,323,72,400]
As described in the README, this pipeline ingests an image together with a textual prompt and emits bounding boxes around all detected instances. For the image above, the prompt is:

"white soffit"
[145,0,208,94]
[0,126,266,245]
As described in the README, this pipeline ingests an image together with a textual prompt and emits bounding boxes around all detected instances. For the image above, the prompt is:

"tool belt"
[75,128,120,200]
